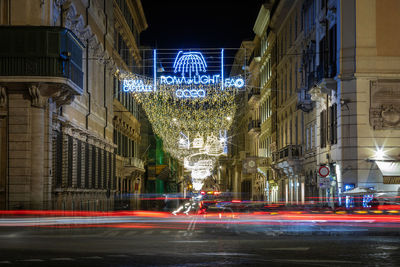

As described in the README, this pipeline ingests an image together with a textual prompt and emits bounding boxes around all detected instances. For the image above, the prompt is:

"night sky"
[140,1,265,49]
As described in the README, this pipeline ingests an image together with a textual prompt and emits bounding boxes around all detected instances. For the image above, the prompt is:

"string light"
[117,49,244,191]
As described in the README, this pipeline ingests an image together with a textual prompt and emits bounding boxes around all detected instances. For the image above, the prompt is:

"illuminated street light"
[374,148,386,160]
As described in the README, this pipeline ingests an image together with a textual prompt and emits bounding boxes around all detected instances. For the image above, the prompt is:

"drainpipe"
[85,0,91,129]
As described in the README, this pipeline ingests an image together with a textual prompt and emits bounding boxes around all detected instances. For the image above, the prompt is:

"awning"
[376,161,400,184]
[342,187,376,195]
[376,161,400,176]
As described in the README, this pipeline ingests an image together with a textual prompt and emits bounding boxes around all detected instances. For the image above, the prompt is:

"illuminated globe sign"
[122,49,245,98]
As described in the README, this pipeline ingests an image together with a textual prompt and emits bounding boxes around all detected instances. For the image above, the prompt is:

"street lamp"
[374,148,386,160]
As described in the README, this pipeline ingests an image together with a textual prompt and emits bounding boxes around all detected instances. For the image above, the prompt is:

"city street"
[0,212,400,266]
[0,225,399,266]
[2,0,400,266]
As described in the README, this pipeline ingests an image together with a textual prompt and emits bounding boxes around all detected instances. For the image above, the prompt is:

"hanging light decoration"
[118,49,244,191]
[119,72,239,161]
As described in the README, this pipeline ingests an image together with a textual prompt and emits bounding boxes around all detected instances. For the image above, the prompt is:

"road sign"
[318,177,331,188]
[318,165,330,177]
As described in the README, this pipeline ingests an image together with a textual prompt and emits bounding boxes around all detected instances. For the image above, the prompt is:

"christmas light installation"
[173,51,207,77]
[119,48,244,197]
[122,50,245,95]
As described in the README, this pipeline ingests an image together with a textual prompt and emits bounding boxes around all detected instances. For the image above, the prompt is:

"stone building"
[255,0,310,204]
[0,0,147,210]
[254,0,400,205]
[311,0,400,205]
[227,41,262,200]
[254,3,278,202]
[112,0,147,210]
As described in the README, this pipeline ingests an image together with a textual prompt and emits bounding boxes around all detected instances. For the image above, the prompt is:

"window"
[301,8,304,31]
[320,110,327,148]
[113,155,116,190]
[285,73,288,100]
[301,113,304,146]
[295,62,298,90]
[312,0,315,26]
[67,135,73,187]
[330,104,338,144]
[55,131,63,188]
[85,143,89,188]
[329,24,337,77]
[113,78,117,98]
[285,121,288,146]
[283,30,286,56]
[97,148,102,189]
[108,151,112,189]
[295,116,298,145]
[289,69,292,95]
[315,124,318,149]
[132,140,135,157]
[289,19,292,45]
[92,145,96,188]
[103,150,107,189]
[310,124,313,148]
[77,139,82,188]
[118,131,122,156]
[124,135,128,157]
[320,35,327,74]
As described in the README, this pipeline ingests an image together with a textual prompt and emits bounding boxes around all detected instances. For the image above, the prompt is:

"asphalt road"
[0,218,399,266]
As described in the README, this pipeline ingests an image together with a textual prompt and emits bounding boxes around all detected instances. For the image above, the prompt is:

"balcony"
[315,63,337,92]
[123,157,145,170]
[258,157,272,167]
[297,88,313,112]
[248,120,261,134]
[247,88,260,105]
[0,26,84,94]
[272,145,302,163]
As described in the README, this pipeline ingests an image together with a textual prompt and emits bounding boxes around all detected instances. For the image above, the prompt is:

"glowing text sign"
[160,50,244,94]
[123,79,152,92]
[122,49,245,96]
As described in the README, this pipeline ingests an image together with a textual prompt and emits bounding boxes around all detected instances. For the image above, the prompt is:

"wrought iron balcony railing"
[123,157,144,170]
[0,26,84,91]
[272,145,302,162]
[297,87,313,112]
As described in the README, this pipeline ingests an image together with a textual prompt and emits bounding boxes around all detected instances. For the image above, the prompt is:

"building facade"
[0,0,147,210]
[253,0,400,206]
[227,40,264,200]
[112,0,147,210]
